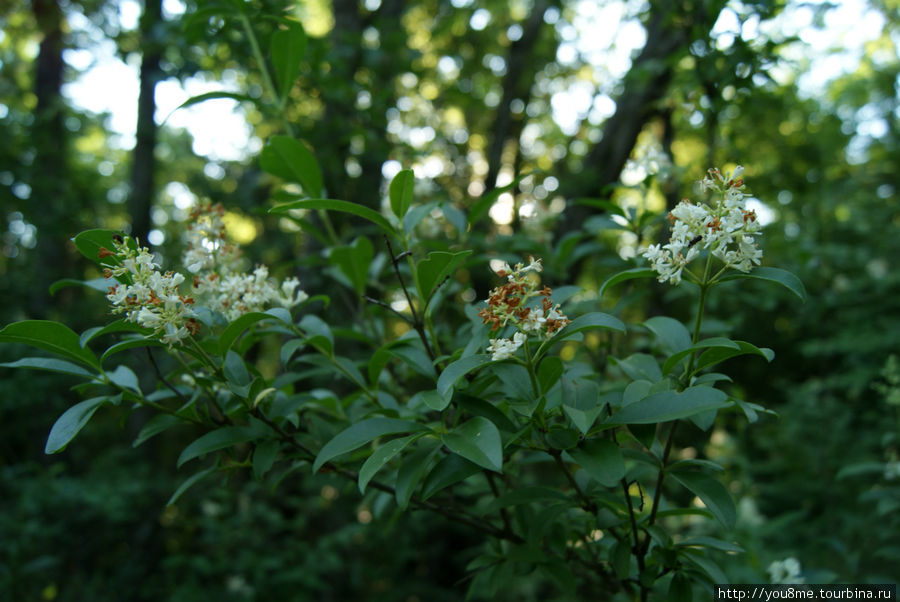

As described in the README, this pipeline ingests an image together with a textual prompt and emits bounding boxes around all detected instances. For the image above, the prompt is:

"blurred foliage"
[2,0,899,599]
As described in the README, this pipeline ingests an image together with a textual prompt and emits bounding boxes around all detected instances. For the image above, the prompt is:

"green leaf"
[358,433,423,493]
[100,337,165,362]
[436,354,493,402]
[389,169,415,218]
[270,198,394,234]
[133,414,183,448]
[395,440,441,510]
[608,386,729,424]
[479,486,568,515]
[537,356,564,393]
[613,353,662,382]
[695,340,774,373]
[259,136,323,197]
[442,416,503,472]
[416,250,473,303]
[218,309,289,355]
[678,536,744,553]
[418,389,450,411]
[549,312,626,345]
[668,573,693,602]
[568,439,625,486]
[330,236,374,295]
[455,394,518,432]
[599,268,656,297]
[680,549,728,584]
[253,440,280,479]
[49,277,113,296]
[72,229,129,268]
[420,453,482,500]
[661,338,740,375]
[223,350,250,387]
[670,471,736,529]
[719,266,806,302]
[160,91,259,127]
[643,316,692,353]
[0,320,100,369]
[45,396,109,453]
[0,357,94,377]
[107,365,141,393]
[177,426,260,468]
[270,20,306,99]
[298,314,334,357]
[167,466,217,506]
[313,418,425,473]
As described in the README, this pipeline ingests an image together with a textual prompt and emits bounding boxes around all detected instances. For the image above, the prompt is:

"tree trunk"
[129,0,164,244]
[29,0,67,317]
[484,0,550,194]
[557,0,726,237]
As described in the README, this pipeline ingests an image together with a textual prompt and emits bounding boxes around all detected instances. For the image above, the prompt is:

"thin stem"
[238,12,294,136]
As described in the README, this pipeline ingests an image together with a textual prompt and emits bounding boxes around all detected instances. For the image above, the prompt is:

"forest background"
[1,0,899,600]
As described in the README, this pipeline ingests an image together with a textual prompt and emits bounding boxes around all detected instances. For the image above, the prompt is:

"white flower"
[767,557,804,584]
[487,332,526,361]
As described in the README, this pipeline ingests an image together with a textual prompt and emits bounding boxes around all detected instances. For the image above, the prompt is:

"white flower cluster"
[767,557,804,584]
[643,166,762,285]
[185,203,308,321]
[479,257,570,361]
[487,332,526,361]
[102,238,198,346]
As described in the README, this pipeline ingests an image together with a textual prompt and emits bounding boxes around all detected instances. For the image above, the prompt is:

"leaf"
[613,353,662,382]
[719,266,806,302]
[643,316,692,354]
[416,250,473,303]
[442,416,503,472]
[395,440,441,510]
[298,314,334,357]
[107,365,141,393]
[218,309,290,355]
[100,337,165,362]
[259,136,323,197]
[270,198,394,234]
[608,386,729,424]
[537,357,564,393]
[454,394,518,432]
[420,453,482,500]
[549,312,626,345]
[695,340,774,373]
[223,350,250,388]
[160,91,258,126]
[270,20,306,99]
[72,229,129,268]
[133,414,183,448]
[389,169,415,218]
[167,466,217,506]
[253,440,280,479]
[436,354,493,402]
[678,536,744,553]
[661,338,741,375]
[0,320,100,369]
[45,396,108,454]
[668,573,693,602]
[313,418,425,473]
[599,268,656,297]
[0,357,94,378]
[568,439,625,487]
[479,486,568,515]
[418,389,450,411]
[670,471,736,529]
[49,277,113,296]
[330,236,374,295]
[358,433,423,493]
[177,426,261,468]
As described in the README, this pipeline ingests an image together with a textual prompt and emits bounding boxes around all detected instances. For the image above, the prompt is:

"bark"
[128,0,164,244]
[484,0,550,194]
[30,0,66,316]
[557,0,726,236]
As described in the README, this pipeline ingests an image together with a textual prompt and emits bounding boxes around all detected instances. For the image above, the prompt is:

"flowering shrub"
[0,18,808,601]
